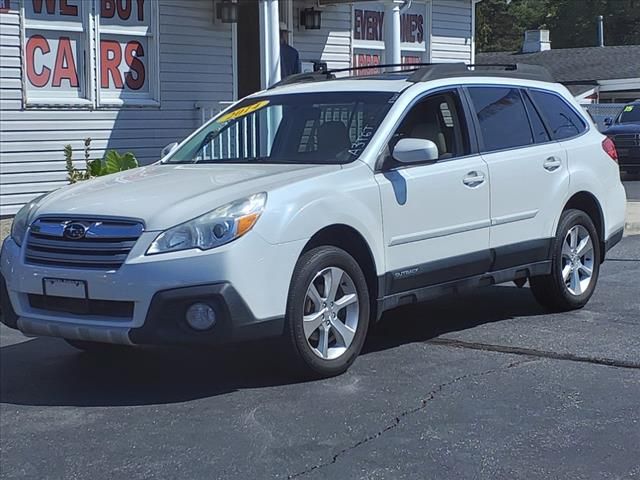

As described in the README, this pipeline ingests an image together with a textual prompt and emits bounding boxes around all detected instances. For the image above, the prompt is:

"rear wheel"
[530,209,600,311]
[285,246,370,378]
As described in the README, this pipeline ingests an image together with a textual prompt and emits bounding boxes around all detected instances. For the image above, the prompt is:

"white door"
[376,89,491,296]
[466,86,569,264]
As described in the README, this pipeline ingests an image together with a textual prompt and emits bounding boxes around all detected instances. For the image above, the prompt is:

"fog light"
[185,303,217,331]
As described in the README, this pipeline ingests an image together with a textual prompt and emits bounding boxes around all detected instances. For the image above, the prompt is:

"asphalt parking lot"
[1,235,639,479]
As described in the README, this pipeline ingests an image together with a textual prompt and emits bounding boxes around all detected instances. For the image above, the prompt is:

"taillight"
[602,137,618,163]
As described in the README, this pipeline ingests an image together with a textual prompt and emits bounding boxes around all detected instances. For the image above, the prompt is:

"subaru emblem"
[63,222,88,240]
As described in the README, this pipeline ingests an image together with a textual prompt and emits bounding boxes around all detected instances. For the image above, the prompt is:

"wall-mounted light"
[216,0,238,24]
[300,7,321,30]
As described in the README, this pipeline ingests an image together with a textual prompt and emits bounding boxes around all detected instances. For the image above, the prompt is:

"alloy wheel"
[561,225,595,296]
[302,267,359,360]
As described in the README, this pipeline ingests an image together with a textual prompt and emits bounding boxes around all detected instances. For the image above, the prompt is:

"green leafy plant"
[65,138,138,184]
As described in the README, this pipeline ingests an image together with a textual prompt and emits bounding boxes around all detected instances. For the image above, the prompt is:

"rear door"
[465,86,569,269]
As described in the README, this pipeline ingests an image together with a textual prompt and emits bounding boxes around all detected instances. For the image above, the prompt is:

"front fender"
[253,162,386,275]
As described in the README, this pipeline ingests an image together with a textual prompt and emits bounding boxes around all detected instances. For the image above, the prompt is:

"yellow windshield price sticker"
[624,105,634,112]
[217,100,270,123]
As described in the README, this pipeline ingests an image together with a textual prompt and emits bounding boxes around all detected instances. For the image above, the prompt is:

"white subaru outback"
[1,64,627,377]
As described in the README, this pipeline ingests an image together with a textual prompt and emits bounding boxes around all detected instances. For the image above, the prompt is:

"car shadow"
[0,285,548,408]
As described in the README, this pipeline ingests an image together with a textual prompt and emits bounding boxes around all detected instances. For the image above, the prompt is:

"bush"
[65,138,138,184]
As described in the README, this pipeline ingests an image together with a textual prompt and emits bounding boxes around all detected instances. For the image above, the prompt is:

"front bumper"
[1,275,283,346]
[0,232,305,347]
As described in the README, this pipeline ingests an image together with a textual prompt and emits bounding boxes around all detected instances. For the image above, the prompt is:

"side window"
[529,90,586,140]
[467,87,533,152]
[391,90,470,161]
[522,90,551,143]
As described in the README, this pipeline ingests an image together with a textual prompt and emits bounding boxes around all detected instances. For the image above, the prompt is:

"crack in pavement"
[427,338,640,370]
[606,258,640,262]
[286,359,532,479]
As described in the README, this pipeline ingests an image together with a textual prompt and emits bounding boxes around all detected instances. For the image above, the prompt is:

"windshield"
[165,92,397,165]
[618,104,640,124]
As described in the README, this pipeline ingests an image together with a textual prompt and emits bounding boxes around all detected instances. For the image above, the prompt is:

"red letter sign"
[52,37,79,87]
[26,35,51,87]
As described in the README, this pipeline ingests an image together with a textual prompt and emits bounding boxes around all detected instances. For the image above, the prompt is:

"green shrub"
[65,138,138,184]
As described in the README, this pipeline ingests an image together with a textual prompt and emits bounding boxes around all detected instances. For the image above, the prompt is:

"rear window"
[529,90,586,140]
[522,91,551,143]
[467,87,533,152]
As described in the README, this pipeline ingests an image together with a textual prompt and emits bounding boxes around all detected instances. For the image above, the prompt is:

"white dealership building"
[0,0,480,215]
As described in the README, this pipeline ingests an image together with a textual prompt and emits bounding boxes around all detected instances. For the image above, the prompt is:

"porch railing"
[195,101,259,160]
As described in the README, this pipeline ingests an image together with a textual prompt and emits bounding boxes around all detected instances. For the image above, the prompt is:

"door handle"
[543,156,562,172]
[462,171,485,188]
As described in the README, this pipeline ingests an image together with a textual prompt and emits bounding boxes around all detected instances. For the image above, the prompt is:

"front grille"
[25,217,144,270]
[612,134,640,148]
[28,294,134,318]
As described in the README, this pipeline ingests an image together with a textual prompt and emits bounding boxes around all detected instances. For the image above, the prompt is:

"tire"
[285,246,370,378]
[530,209,601,311]
[64,339,131,354]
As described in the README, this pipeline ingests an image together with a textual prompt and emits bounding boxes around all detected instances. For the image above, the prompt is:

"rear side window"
[467,87,533,152]
[529,90,586,140]
[522,91,551,143]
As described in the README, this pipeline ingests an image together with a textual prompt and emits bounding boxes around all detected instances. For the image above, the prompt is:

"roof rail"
[269,62,436,89]
[269,62,556,90]
[408,63,555,83]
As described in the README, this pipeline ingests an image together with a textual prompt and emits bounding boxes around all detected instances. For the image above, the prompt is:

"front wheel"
[285,246,370,378]
[530,209,601,311]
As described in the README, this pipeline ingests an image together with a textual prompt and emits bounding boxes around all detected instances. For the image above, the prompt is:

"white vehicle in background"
[1,63,626,377]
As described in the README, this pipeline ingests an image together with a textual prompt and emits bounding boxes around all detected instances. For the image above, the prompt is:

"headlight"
[147,193,267,255]
[11,194,46,246]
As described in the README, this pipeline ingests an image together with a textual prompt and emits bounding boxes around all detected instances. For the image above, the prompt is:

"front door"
[376,89,491,296]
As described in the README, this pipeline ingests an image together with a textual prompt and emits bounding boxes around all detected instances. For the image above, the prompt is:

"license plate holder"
[43,278,88,299]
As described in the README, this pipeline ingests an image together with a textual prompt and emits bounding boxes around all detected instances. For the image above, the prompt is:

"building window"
[97,0,158,106]
[352,1,427,73]
[21,0,159,107]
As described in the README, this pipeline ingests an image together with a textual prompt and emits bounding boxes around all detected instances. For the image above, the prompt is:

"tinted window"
[392,90,470,160]
[529,90,586,140]
[618,104,640,124]
[468,87,533,151]
[522,91,550,143]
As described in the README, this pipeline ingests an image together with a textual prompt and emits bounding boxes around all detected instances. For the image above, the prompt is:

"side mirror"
[392,138,439,164]
[604,117,613,127]
[161,142,179,158]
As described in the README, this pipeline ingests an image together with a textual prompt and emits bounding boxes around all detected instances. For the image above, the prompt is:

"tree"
[477,0,640,53]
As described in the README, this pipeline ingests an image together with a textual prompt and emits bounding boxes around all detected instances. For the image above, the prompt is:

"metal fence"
[582,103,627,131]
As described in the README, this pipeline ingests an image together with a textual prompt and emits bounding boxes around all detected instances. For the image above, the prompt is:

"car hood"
[603,123,640,134]
[33,163,339,230]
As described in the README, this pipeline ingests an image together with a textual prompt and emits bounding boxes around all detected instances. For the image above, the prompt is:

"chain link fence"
[582,103,627,131]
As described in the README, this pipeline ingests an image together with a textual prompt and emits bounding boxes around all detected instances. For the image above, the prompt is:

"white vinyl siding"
[293,4,351,71]
[0,0,233,216]
[431,0,473,63]
[1,0,474,216]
